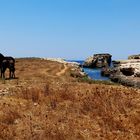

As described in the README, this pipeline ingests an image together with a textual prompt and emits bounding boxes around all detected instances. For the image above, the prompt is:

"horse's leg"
[11,71,14,79]
[0,68,3,78]
[11,70,14,79]
[11,67,15,79]
[9,69,11,79]
[10,70,15,79]
[13,71,15,78]
[1,71,5,79]
[1,72,4,79]
[0,69,1,78]
[2,68,6,79]
[3,72,5,79]
[12,70,15,78]
[13,67,16,78]
[1,68,3,78]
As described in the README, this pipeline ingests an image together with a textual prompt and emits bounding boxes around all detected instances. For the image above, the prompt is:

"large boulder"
[83,53,112,68]
[70,67,87,78]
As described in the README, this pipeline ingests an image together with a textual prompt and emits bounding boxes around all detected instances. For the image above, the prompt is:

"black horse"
[0,54,16,79]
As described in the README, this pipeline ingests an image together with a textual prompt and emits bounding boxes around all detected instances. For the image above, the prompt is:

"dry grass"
[0,58,139,140]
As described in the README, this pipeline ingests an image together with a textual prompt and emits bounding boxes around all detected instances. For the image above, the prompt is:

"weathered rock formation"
[70,67,87,78]
[83,53,112,68]
[108,59,140,88]
[101,67,112,77]
[128,54,140,60]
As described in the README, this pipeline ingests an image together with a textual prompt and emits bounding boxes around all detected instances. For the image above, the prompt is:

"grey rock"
[128,54,140,59]
[109,59,140,88]
[83,53,112,68]
[101,67,111,77]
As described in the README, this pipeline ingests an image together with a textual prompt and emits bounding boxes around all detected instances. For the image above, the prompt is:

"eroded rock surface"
[83,53,112,68]
[110,59,140,87]
[128,54,140,59]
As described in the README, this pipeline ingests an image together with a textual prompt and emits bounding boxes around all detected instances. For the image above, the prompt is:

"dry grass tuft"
[18,87,45,102]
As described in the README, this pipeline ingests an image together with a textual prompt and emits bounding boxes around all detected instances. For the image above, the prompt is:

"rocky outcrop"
[70,67,87,78]
[101,67,112,77]
[110,74,140,87]
[83,53,112,68]
[112,60,120,67]
[109,59,140,88]
[83,56,95,68]
[128,54,140,60]
[120,67,135,76]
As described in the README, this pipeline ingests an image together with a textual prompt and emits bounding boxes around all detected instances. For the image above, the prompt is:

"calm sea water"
[67,60,109,81]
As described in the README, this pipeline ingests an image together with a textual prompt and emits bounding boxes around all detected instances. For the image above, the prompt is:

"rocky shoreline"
[82,53,140,88]
[101,55,140,88]
[44,56,140,88]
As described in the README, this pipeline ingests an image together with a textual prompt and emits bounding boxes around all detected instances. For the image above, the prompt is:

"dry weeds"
[0,58,139,140]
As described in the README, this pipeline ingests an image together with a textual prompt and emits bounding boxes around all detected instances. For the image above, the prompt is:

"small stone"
[34,103,38,106]
[14,119,20,124]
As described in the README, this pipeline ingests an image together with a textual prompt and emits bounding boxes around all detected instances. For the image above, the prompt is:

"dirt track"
[56,64,68,76]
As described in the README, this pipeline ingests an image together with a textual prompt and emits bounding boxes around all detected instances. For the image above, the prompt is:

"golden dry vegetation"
[0,58,140,140]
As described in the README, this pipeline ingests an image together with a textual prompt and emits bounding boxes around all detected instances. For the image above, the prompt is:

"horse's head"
[0,53,5,62]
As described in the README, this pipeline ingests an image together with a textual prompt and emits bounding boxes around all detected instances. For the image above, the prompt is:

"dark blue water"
[67,60,109,81]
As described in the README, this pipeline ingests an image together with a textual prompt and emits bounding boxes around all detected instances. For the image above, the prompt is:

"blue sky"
[0,0,140,60]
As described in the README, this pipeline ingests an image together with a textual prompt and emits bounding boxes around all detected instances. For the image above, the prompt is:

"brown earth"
[0,58,140,140]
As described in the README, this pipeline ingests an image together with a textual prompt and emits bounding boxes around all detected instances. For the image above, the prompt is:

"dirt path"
[56,64,68,76]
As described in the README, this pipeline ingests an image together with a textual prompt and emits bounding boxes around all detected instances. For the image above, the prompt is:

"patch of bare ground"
[0,58,140,140]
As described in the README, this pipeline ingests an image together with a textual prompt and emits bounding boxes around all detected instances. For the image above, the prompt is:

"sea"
[67,60,109,81]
